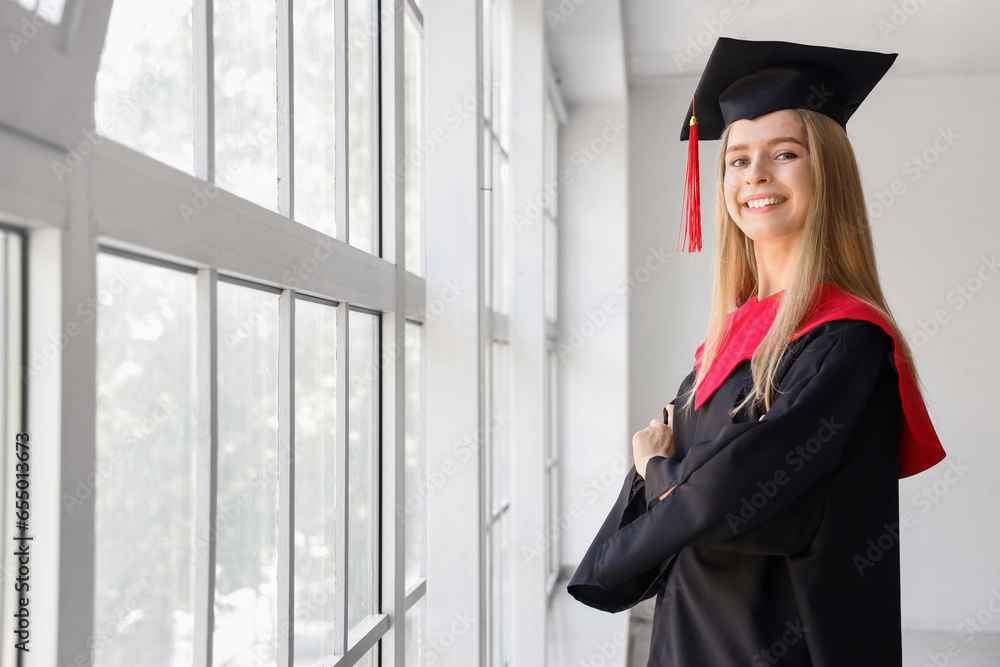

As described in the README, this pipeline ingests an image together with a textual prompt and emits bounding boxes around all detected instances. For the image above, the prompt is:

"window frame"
[2,0,427,663]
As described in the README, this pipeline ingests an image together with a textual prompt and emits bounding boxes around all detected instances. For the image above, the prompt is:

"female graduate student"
[567,38,948,666]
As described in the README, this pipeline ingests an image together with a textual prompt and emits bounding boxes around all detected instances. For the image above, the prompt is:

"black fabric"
[567,319,904,666]
[679,37,898,141]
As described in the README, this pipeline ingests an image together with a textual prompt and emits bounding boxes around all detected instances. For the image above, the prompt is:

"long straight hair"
[677,108,927,419]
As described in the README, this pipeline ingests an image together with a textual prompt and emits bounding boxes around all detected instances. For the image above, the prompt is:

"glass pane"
[214,283,280,666]
[490,341,510,511]
[404,322,424,587]
[95,254,196,667]
[348,311,379,630]
[294,0,337,236]
[294,300,338,665]
[348,0,377,253]
[95,0,194,174]
[403,13,423,276]
[405,596,426,667]
[215,2,278,210]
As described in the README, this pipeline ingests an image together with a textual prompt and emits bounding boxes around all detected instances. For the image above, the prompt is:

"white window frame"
[0,0,426,663]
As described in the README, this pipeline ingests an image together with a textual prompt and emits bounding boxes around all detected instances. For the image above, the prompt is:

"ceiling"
[546,0,1000,109]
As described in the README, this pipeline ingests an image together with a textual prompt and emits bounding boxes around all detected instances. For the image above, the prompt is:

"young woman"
[567,38,947,666]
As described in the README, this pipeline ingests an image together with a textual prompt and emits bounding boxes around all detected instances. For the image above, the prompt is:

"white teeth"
[746,197,787,209]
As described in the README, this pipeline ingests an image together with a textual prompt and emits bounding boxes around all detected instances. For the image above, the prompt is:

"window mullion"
[278,289,296,667]
[194,0,215,182]
[335,0,349,245]
[335,301,350,658]
[193,267,219,667]
[278,0,294,218]
[370,0,381,258]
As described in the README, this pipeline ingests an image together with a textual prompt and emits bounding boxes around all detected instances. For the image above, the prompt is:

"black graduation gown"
[567,319,904,666]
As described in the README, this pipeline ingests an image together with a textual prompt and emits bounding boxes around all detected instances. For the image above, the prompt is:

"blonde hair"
[677,108,926,419]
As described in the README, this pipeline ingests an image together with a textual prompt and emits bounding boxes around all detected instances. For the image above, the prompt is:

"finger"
[650,419,660,428]
[666,403,674,426]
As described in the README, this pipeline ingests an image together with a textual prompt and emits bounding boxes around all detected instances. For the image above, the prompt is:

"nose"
[744,157,771,184]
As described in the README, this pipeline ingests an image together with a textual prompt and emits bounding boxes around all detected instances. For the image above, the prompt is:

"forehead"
[725,109,807,147]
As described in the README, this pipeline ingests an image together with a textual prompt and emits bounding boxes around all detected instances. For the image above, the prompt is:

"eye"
[728,156,749,168]
[776,151,798,160]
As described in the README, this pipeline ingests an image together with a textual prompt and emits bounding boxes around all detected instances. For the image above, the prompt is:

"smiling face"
[723,109,812,245]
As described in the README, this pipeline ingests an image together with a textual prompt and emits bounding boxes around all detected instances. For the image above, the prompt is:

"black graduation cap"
[676,37,898,253]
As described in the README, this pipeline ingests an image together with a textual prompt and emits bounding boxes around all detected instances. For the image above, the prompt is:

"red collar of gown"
[693,281,946,479]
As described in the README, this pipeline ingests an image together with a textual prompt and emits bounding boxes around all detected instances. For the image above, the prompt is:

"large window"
[93,257,395,666]
[94,0,384,249]
[84,0,426,663]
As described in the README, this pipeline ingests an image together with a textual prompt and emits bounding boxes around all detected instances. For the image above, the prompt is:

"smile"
[745,197,788,209]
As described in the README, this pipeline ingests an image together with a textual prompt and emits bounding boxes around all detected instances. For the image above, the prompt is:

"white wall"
[626,73,1000,633]
[557,102,631,665]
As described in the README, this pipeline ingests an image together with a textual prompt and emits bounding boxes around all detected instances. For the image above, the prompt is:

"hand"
[632,404,675,479]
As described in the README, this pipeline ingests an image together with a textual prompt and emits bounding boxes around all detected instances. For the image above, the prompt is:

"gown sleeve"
[565,376,695,612]
[580,320,896,593]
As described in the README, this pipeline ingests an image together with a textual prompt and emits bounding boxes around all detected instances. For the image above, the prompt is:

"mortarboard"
[677,37,898,253]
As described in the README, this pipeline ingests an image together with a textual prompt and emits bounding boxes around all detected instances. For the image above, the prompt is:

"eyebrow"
[725,136,807,153]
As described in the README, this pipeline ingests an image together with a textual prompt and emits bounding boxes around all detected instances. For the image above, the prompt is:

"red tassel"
[678,96,702,253]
